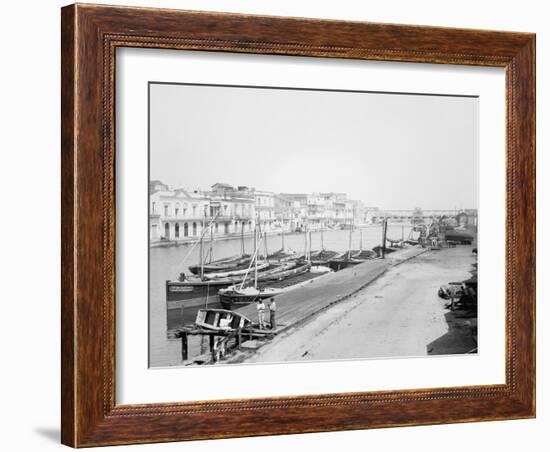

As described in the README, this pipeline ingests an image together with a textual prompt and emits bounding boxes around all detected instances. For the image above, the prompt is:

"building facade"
[150,180,425,242]
[149,187,210,241]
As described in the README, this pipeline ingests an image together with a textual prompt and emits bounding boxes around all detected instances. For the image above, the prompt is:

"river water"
[149,224,411,366]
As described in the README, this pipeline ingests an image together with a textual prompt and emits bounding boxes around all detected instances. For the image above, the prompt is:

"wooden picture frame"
[61,3,535,447]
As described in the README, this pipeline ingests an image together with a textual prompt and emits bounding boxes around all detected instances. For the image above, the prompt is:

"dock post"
[381,219,388,259]
[210,334,216,362]
[237,328,242,350]
[209,334,215,351]
[181,331,188,361]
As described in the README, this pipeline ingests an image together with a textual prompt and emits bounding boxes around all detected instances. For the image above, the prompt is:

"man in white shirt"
[256,299,266,329]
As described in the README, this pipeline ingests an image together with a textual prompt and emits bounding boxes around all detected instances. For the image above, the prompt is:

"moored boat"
[218,262,330,309]
[202,261,269,279]
[218,286,285,308]
[327,250,366,271]
[266,248,299,262]
[309,249,339,265]
[167,261,311,305]
[444,227,475,244]
[188,255,251,275]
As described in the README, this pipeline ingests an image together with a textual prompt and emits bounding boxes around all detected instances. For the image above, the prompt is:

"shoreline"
[150,223,411,248]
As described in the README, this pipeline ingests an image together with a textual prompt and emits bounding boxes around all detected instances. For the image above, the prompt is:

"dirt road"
[244,246,477,364]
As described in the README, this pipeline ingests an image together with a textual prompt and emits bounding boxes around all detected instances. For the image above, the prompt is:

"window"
[164,223,170,238]
[164,204,169,217]
[152,202,156,214]
[183,223,188,237]
[175,223,180,238]
[192,222,197,236]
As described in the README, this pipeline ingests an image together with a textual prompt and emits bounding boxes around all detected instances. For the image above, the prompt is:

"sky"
[149,83,478,210]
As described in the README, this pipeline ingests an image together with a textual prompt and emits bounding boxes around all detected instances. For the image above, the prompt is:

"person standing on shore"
[256,299,266,329]
[268,297,277,330]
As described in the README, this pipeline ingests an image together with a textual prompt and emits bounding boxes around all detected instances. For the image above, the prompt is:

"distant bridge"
[370,209,476,222]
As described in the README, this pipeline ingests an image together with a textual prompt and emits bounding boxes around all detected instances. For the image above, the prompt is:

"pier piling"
[180,331,188,361]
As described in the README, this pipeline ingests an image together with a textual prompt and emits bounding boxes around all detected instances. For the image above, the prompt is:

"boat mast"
[281,226,285,251]
[348,226,353,258]
[253,222,257,259]
[199,214,205,279]
[254,226,258,288]
[360,228,363,252]
[304,221,308,258]
[308,231,312,263]
[321,226,324,251]
[209,219,214,263]
[241,221,245,256]
[264,231,268,261]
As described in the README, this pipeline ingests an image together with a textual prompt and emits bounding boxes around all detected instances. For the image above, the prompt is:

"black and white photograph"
[148,82,479,367]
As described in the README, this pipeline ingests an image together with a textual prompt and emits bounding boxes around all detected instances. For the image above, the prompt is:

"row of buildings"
[149,181,375,242]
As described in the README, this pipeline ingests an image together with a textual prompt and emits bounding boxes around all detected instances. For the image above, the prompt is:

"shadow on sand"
[427,307,477,355]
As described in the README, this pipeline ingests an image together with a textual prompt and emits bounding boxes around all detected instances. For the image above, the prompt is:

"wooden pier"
[234,246,428,336]
[177,245,427,364]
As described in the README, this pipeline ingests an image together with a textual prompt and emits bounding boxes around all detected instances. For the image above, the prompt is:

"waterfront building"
[274,194,300,232]
[151,178,446,243]
[209,183,256,235]
[254,189,276,232]
[149,185,210,242]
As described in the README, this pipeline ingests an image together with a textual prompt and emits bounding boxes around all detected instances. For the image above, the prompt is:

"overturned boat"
[195,308,251,331]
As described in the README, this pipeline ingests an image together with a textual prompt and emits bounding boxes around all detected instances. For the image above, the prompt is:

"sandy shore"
[242,246,477,364]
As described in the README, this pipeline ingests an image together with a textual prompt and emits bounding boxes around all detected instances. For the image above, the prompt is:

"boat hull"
[167,261,311,303]
[188,255,251,275]
[219,290,282,309]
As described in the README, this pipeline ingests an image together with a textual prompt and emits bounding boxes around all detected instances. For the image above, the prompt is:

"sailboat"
[188,218,251,275]
[218,222,329,310]
[328,227,375,271]
[308,227,339,265]
[267,228,298,262]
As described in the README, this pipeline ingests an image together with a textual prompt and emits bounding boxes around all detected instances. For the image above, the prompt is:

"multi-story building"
[209,183,256,236]
[150,179,387,242]
[149,184,210,241]
[253,189,275,232]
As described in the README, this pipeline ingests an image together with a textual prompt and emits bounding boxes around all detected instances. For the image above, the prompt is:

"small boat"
[328,250,367,271]
[351,249,377,260]
[219,263,331,309]
[266,248,299,262]
[444,228,475,244]
[202,261,269,279]
[188,255,251,275]
[167,261,310,305]
[218,286,285,307]
[309,249,339,265]
[195,308,251,331]
[310,265,333,274]
[372,245,398,257]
